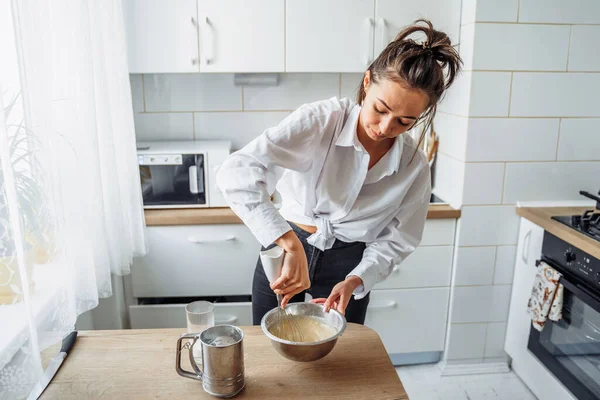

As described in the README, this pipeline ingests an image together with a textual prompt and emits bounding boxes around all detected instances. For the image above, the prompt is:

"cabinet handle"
[201,17,214,65]
[363,17,374,66]
[522,229,531,264]
[188,235,236,244]
[216,316,238,324]
[377,18,387,52]
[368,301,397,310]
[191,17,199,68]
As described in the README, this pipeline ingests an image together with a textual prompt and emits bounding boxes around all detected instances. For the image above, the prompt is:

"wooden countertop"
[41,325,408,400]
[145,204,461,226]
[517,206,600,260]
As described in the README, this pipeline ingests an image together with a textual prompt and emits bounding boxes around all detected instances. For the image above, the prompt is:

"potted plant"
[0,93,55,304]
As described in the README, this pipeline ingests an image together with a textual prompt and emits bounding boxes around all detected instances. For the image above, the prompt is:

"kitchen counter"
[145,204,461,226]
[40,324,408,399]
[517,206,600,259]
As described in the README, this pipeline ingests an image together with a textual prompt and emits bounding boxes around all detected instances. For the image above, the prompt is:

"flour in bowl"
[269,315,338,342]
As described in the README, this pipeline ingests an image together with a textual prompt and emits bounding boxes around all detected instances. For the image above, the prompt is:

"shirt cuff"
[346,260,379,300]
[244,202,292,247]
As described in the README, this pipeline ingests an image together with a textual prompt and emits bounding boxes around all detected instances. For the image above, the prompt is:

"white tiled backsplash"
[131,73,363,150]
[470,24,570,71]
[518,0,600,24]
[441,0,600,366]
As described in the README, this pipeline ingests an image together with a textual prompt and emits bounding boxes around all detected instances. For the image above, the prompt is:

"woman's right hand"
[271,230,310,307]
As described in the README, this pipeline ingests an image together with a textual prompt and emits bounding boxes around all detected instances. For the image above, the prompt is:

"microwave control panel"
[138,154,183,165]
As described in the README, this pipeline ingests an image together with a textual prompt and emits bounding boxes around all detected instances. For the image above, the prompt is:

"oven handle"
[559,276,600,314]
[542,257,600,314]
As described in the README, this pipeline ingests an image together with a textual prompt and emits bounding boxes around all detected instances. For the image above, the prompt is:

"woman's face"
[358,72,429,143]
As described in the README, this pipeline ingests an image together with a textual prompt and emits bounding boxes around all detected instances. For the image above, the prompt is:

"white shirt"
[216,97,431,299]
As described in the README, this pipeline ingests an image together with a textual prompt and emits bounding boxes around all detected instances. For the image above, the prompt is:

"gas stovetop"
[552,190,600,243]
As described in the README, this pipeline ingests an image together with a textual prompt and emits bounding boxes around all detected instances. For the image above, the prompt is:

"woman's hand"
[310,276,363,315]
[271,230,310,307]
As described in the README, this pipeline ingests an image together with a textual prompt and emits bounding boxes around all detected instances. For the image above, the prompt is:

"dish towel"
[527,261,564,332]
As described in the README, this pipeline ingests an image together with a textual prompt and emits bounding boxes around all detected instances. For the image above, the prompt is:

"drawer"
[129,302,252,329]
[374,246,453,289]
[421,219,456,246]
[365,288,449,354]
[132,225,261,297]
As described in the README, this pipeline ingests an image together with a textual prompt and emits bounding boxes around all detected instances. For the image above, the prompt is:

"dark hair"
[357,19,462,153]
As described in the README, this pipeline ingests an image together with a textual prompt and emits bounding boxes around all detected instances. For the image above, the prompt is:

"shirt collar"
[387,135,404,175]
[364,135,404,184]
[335,104,361,148]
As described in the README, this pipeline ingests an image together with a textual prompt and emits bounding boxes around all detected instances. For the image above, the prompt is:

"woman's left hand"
[310,276,363,315]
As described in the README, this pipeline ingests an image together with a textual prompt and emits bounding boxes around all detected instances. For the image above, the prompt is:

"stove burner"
[572,210,600,234]
[552,190,600,242]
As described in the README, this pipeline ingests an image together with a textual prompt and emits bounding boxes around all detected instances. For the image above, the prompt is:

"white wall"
[130,73,364,150]
[441,0,600,367]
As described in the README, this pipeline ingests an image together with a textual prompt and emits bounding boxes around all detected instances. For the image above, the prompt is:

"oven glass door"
[139,154,206,206]
[528,265,600,400]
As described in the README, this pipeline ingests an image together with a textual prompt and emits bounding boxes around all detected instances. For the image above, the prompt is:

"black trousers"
[252,222,370,325]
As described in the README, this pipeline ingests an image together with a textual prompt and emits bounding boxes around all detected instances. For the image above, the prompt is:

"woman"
[217,19,462,325]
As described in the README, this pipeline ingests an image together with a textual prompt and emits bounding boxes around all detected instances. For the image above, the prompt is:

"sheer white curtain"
[0,0,146,397]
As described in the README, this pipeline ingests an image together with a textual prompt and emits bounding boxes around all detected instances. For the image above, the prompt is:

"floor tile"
[396,363,537,399]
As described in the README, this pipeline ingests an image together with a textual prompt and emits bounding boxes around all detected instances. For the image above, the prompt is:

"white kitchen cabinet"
[420,218,456,246]
[285,0,375,72]
[369,218,456,359]
[373,0,462,56]
[131,224,261,297]
[374,245,453,289]
[129,216,457,360]
[197,0,284,72]
[365,287,450,354]
[124,0,464,73]
[123,0,199,73]
[505,218,544,363]
[129,301,252,329]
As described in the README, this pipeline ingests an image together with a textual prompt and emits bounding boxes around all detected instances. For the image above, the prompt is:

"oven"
[528,231,600,400]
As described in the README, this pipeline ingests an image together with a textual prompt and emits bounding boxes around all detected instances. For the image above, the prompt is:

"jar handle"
[176,333,203,381]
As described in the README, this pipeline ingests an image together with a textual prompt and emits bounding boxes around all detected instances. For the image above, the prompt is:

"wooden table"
[41,324,408,399]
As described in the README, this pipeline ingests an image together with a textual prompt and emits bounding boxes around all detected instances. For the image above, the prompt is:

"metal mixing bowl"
[260,302,347,362]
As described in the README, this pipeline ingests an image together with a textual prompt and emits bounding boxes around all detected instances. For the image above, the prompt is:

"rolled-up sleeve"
[216,105,321,247]
[347,163,432,299]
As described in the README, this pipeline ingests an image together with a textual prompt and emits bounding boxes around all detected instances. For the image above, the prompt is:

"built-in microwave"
[136,140,231,209]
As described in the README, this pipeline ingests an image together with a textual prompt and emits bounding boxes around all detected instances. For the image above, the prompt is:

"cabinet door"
[123,0,199,73]
[129,302,252,329]
[132,225,260,297]
[286,0,375,72]
[197,0,284,72]
[365,288,449,354]
[505,218,544,358]
[374,0,462,56]
[374,245,453,289]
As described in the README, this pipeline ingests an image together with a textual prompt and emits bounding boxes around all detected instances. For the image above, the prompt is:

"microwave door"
[140,154,206,207]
